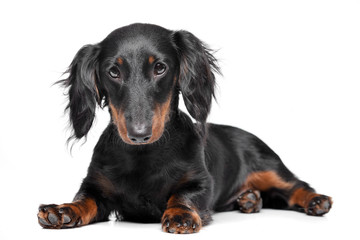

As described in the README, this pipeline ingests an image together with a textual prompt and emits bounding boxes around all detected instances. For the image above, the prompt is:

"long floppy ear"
[172,30,220,135]
[60,44,101,141]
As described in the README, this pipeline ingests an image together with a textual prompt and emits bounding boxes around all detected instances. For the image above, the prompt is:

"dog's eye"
[109,67,121,79]
[154,63,167,76]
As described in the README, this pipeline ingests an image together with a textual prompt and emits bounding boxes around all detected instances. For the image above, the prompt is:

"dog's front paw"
[161,207,202,234]
[38,204,82,229]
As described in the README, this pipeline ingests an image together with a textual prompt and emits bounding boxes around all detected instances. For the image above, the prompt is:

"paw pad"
[307,195,332,216]
[237,189,262,213]
[161,208,201,234]
[38,204,81,229]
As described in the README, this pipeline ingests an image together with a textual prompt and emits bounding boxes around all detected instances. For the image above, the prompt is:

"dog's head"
[61,23,219,145]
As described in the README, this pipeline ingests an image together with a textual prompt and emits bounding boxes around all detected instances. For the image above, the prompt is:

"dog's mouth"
[109,97,172,145]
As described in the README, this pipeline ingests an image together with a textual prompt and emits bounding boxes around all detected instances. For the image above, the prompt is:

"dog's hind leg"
[287,182,333,216]
[235,171,332,216]
[235,171,292,213]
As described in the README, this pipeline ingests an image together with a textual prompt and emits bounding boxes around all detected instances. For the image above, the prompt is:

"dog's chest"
[110,169,174,222]
[115,192,165,222]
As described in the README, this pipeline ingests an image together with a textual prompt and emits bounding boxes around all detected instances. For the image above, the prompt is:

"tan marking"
[162,195,202,233]
[151,93,172,143]
[148,56,155,64]
[109,102,133,144]
[225,171,295,206]
[78,198,97,225]
[59,197,97,226]
[242,171,294,192]
[288,188,319,207]
[117,57,123,65]
[162,207,201,233]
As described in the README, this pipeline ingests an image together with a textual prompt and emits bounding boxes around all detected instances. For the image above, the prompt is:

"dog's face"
[62,23,219,145]
[98,25,178,144]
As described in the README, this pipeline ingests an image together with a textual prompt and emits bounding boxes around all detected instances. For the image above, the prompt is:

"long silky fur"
[172,30,221,137]
[57,44,101,143]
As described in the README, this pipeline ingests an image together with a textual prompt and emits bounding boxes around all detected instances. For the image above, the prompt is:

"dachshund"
[38,23,332,233]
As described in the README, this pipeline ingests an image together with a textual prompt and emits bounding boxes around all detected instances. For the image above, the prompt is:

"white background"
[0,0,359,239]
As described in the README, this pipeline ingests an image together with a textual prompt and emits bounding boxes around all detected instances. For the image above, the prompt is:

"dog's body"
[38,24,332,233]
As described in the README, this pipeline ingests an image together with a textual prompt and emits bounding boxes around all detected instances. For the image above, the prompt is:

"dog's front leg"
[161,195,203,234]
[161,174,212,234]
[37,194,99,229]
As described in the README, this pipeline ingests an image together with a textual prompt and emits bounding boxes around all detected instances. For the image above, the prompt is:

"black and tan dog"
[38,23,332,233]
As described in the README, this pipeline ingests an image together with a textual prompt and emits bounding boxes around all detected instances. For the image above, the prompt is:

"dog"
[38,23,332,233]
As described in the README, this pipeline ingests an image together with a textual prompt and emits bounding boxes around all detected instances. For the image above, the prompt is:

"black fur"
[172,30,220,135]
[39,23,331,233]
[60,44,101,140]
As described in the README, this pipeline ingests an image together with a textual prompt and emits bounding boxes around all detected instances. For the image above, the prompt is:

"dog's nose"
[127,123,152,144]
